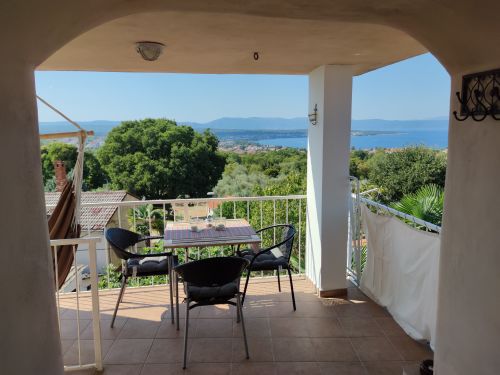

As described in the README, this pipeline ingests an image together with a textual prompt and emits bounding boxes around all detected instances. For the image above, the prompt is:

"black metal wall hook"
[453,69,500,122]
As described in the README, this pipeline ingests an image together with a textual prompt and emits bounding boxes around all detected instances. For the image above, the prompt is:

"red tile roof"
[45,191,132,231]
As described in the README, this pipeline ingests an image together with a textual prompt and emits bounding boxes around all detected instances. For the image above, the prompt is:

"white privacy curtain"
[360,204,440,347]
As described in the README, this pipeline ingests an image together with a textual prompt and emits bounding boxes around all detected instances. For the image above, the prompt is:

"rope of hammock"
[37,95,91,228]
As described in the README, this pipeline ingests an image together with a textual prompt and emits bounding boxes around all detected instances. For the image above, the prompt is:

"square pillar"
[306,65,353,296]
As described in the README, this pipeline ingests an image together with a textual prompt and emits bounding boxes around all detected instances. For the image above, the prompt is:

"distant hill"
[39,117,448,136]
[39,120,120,136]
[182,117,308,130]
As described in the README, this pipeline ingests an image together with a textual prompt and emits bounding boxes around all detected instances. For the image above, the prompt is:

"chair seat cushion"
[186,280,239,302]
[240,249,288,271]
[126,257,170,277]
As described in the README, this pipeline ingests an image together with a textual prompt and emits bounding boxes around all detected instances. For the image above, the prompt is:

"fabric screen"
[360,204,440,347]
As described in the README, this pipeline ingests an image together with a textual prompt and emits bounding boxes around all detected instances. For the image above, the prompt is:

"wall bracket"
[453,69,500,122]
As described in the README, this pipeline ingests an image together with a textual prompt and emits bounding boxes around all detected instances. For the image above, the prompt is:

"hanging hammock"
[39,95,92,289]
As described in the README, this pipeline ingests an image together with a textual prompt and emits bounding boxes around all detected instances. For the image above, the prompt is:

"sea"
[256,129,448,149]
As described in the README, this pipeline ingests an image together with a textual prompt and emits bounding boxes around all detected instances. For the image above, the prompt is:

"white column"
[0,65,64,374]
[306,65,353,296]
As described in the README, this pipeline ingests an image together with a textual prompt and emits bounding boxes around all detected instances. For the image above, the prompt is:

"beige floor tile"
[276,362,321,375]
[146,338,184,363]
[305,318,345,338]
[59,319,92,339]
[374,317,407,337]
[241,301,270,318]
[60,308,94,320]
[401,362,421,375]
[387,336,433,361]
[345,288,371,303]
[273,338,316,362]
[232,362,277,375]
[363,361,408,375]
[195,318,233,338]
[351,337,402,362]
[118,318,161,339]
[156,318,192,339]
[334,303,389,319]
[232,337,273,362]
[318,362,367,375]
[100,364,143,375]
[170,303,200,319]
[64,339,114,365]
[270,317,309,337]
[116,306,167,321]
[63,369,95,375]
[338,318,384,338]
[198,305,236,319]
[54,280,432,373]
[141,363,231,375]
[104,338,153,364]
[233,317,270,338]
[189,338,233,363]
[310,338,358,362]
[81,318,127,340]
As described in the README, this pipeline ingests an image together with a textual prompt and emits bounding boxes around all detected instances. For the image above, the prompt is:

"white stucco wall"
[434,73,500,374]
[0,65,64,374]
[306,65,353,293]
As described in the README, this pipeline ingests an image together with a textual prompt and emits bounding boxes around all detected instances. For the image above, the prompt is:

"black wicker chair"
[174,257,250,369]
[238,224,297,310]
[105,228,178,328]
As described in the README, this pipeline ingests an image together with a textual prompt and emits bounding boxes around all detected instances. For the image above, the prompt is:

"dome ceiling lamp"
[135,41,165,61]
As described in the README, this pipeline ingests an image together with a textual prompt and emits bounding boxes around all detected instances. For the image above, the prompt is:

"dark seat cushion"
[126,257,170,277]
[186,280,239,302]
[240,249,288,271]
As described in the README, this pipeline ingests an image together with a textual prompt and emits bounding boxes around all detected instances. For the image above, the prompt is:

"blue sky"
[35,53,450,123]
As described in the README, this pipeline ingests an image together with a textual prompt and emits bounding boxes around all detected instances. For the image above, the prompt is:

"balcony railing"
[48,192,439,372]
[76,195,307,290]
[50,237,103,371]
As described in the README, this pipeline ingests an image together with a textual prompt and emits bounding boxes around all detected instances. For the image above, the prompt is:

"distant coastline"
[39,117,449,151]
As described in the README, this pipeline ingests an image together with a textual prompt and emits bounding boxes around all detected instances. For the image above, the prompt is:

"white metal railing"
[359,197,442,233]
[46,195,307,290]
[347,176,442,284]
[348,177,362,283]
[51,237,102,372]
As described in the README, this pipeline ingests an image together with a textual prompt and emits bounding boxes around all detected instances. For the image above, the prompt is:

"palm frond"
[390,184,444,226]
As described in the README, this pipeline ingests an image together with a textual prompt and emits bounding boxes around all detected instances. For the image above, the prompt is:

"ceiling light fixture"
[136,41,165,61]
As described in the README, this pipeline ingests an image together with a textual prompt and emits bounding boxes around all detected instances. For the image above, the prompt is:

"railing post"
[88,239,103,371]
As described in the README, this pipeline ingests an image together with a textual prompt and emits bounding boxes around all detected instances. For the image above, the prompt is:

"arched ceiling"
[39,11,426,75]
[2,0,500,75]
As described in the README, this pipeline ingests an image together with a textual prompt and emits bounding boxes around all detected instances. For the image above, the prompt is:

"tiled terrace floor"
[59,277,432,374]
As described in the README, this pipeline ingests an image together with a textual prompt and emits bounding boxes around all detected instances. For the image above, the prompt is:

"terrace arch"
[2,2,500,374]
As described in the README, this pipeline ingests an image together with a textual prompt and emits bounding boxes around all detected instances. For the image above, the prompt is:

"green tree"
[214,164,269,197]
[390,184,444,226]
[367,146,446,202]
[97,118,225,199]
[349,149,371,179]
[82,151,108,190]
[127,204,164,236]
[41,142,77,182]
[40,142,108,191]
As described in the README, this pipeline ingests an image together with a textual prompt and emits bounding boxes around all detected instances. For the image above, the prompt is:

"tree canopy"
[97,118,225,199]
[214,148,307,197]
[40,142,108,191]
[367,146,447,202]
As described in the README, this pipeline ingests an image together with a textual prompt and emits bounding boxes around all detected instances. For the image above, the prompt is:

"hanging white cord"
[36,95,86,132]
[72,133,85,228]
[37,95,88,229]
